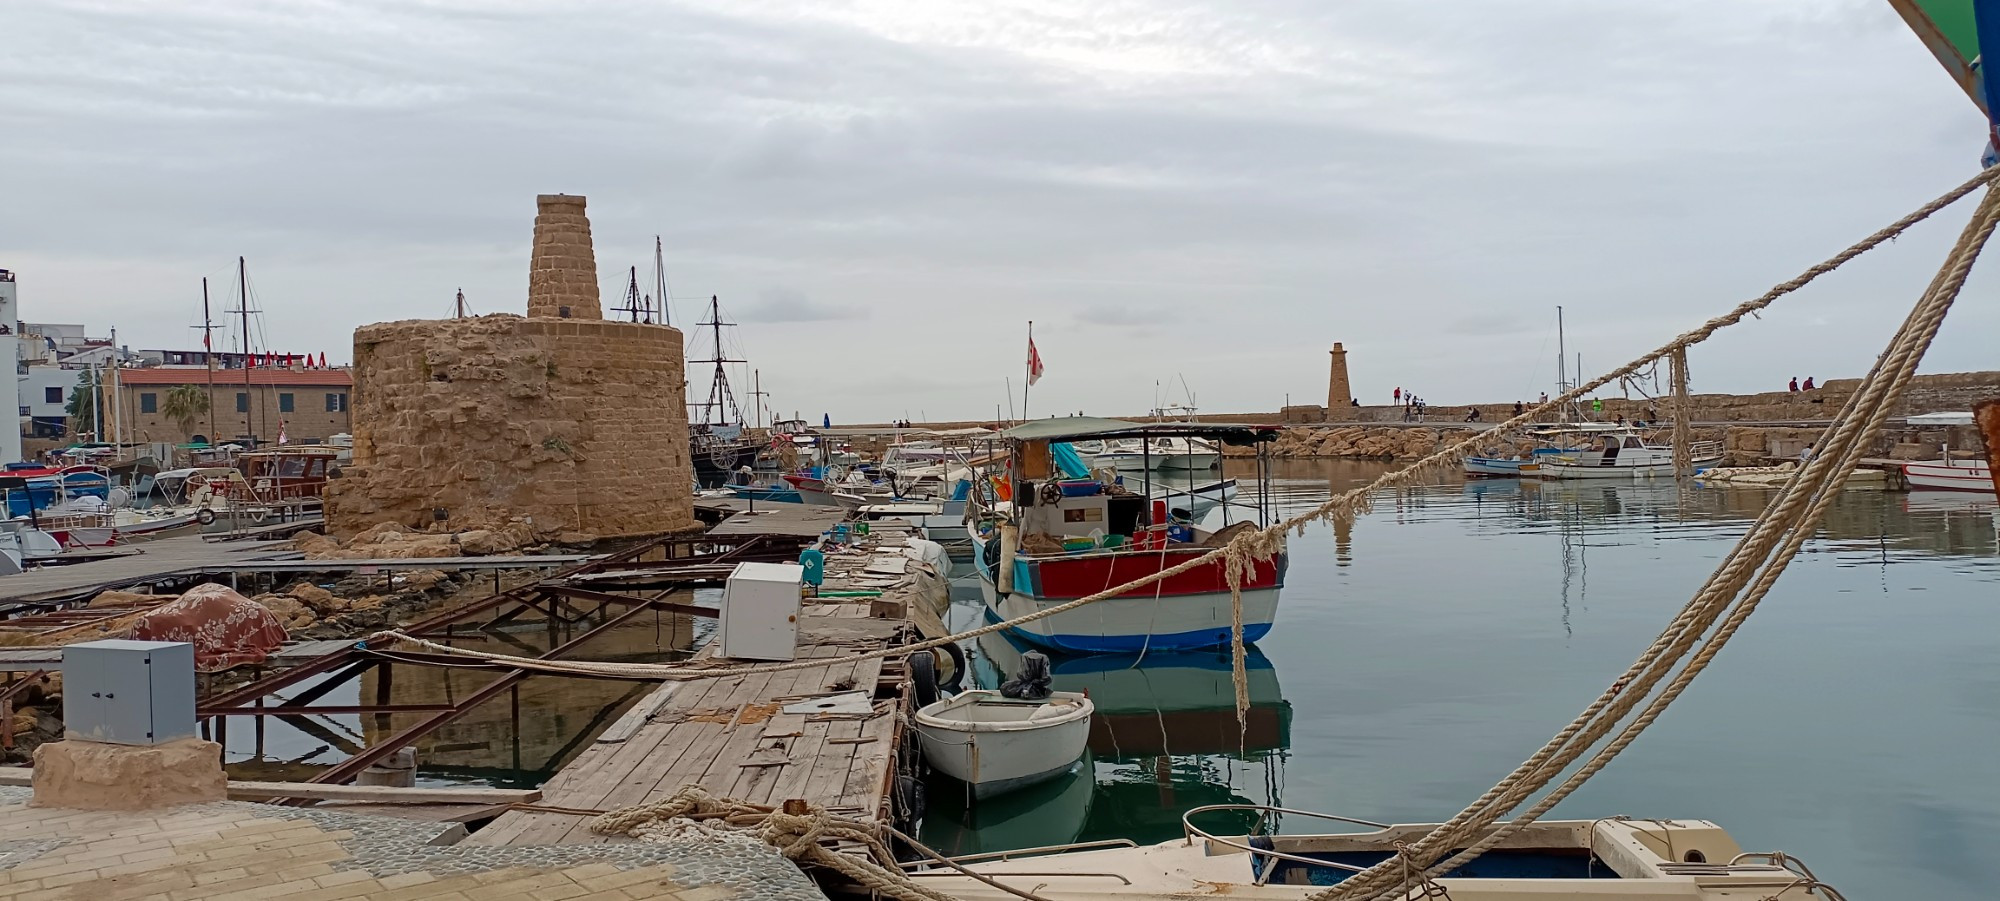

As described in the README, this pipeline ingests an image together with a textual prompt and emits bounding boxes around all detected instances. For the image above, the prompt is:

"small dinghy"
[916,651,1093,798]
[916,689,1093,798]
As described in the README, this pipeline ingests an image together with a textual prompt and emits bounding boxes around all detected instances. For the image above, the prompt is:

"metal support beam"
[305,597,662,787]
[541,585,717,619]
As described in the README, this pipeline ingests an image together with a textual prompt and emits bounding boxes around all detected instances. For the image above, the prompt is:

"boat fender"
[910,650,940,708]
[937,642,966,693]
[997,524,1018,594]
[249,507,270,524]
[195,508,216,526]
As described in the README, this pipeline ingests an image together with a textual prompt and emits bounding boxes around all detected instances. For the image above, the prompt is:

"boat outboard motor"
[1001,651,1054,701]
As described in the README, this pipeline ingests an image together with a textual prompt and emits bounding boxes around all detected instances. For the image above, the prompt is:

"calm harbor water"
[216,460,1999,899]
[923,460,2000,901]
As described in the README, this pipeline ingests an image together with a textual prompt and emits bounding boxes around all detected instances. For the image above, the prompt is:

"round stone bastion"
[326,314,696,539]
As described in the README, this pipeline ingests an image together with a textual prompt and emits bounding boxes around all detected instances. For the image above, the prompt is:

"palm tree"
[64,369,98,438]
[161,384,211,441]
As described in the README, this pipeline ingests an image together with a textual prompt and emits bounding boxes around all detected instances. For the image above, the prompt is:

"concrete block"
[31,738,226,810]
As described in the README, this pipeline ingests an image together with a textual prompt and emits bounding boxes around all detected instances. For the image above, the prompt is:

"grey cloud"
[2,0,1992,422]
[738,287,865,323]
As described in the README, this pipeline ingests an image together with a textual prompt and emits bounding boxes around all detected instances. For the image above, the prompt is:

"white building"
[0,270,21,463]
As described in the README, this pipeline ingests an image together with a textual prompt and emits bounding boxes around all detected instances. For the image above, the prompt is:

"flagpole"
[1022,320,1033,421]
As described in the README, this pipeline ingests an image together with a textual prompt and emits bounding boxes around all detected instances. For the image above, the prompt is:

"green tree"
[161,384,211,441]
[63,369,98,438]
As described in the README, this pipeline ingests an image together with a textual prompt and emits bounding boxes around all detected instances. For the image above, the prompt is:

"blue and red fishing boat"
[969,418,1287,654]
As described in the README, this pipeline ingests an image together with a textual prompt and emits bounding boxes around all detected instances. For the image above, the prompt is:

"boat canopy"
[1905,411,1976,425]
[1000,417,1280,446]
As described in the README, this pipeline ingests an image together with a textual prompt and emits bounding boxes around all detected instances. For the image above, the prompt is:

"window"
[140,393,158,414]
[43,387,60,404]
[236,393,248,413]
[279,393,295,413]
[326,393,347,412]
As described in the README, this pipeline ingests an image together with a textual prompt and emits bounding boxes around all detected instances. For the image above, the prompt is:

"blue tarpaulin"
[1051,442,1091,479]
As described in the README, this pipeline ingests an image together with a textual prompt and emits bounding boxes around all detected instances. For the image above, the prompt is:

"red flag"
[246,352,254,368]
[319,352,328,369]
[1026,337,1045,386]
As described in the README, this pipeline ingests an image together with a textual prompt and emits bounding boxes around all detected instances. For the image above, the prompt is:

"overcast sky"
[4,0,1995,422]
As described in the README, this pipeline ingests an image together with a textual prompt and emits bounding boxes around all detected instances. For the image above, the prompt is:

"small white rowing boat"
[915,690,1093,798]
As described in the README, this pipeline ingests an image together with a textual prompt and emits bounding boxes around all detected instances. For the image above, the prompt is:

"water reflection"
[920,625,1291,855]
[217,612,701,786]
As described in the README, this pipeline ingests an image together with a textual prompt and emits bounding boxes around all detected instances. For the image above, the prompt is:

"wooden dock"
[0,536,301,609]
[471,524,943,850]
[470,603,905,846]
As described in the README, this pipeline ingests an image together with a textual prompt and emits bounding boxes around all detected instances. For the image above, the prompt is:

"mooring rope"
[1311,181,2000,901]
[589,786,1058,901]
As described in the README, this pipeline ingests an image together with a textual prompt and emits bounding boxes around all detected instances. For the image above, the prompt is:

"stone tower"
[1327,342,1355,421]
[528,195,602,320]
[327,194,695,540]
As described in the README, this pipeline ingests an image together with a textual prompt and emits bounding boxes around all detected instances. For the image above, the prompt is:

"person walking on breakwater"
[1789,377,1800,392]
[1514,401,1525,417]
[1394,387,1402,403]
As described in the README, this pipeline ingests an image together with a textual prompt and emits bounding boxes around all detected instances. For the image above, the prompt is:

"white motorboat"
[1901,453,1993,493]
[1534,430,1721,479]
[1093,436,1221,471]
[908,805,1840,901]
[915,690,1094,798]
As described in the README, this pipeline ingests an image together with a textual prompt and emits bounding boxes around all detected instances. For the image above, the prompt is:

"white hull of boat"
[1463,457,1525,477]
[911,816,1816,901]
[979,573,1281,653]
[1535,456,1720,479]
[1902,459,1993,492]
[915,690,1093,798]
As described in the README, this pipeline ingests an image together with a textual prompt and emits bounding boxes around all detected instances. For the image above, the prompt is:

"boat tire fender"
[195,508,216,526]
[981,535,1002,574]
[937,643,966,693]
[910,650,940,708]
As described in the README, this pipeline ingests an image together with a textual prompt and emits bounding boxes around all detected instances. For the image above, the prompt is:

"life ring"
[248,508,271,524]
[195,508,216,526]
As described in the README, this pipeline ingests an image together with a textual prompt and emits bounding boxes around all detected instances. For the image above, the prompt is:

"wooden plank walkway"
[703,502,848,537]
[0,638,356,672]
[0,536,300,607]
[468,601,902,847]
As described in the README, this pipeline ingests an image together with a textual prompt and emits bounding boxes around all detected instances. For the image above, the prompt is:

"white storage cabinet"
[719,562,805,661]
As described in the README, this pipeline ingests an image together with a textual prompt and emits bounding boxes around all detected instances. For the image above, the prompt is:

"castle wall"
[327,315,694,538]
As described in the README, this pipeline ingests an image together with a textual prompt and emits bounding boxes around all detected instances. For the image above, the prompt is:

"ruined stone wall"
[326,315,695,539]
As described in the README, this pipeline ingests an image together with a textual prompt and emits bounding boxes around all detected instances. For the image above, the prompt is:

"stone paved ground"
[0,786,827,901]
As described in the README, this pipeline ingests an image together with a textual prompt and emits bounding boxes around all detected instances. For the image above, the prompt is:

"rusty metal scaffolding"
[195,530,812,786]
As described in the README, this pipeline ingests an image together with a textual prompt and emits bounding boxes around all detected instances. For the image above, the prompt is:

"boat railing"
[899,839,1140,871]
[1182,803,1393,884]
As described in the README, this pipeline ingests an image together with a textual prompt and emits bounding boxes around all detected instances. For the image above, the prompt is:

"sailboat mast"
[239,256,254,443]
[202,278,217,442]
[653,237,670,327]
[1556,305,1569,423]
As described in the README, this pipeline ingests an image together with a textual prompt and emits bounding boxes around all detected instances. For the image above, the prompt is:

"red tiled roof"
[116,367,353,387]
